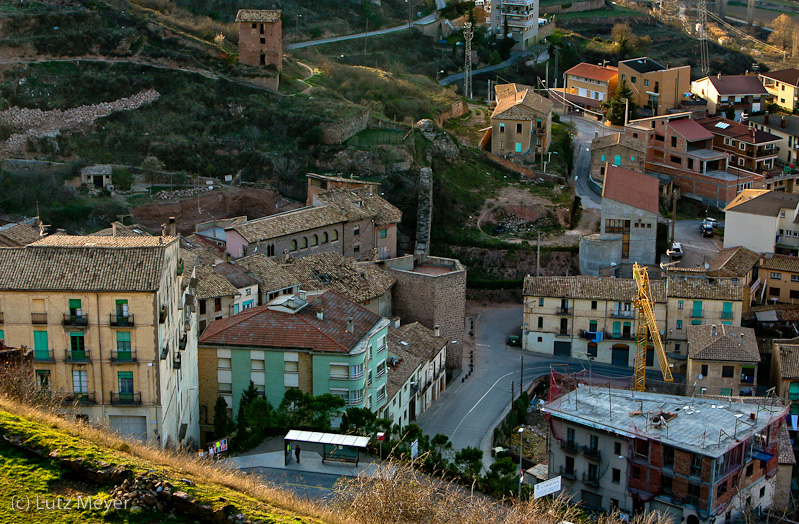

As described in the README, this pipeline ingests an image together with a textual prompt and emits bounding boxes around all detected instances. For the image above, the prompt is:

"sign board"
[211,438,228,454]
[376,432,385,442]
[410,439,419,459]
[534,476,562,499]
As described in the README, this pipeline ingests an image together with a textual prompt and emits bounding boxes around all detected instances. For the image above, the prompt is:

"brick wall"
[238,20,282,69]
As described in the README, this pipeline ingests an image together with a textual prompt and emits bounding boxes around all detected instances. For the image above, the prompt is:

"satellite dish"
[704,262,710,270]
[698,374,703,379]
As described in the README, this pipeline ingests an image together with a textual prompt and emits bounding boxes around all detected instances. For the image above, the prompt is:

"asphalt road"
[416,307,650,473]
[438,49,547,86]
[671,219,723,269]
[243,467,340,500]
[286,13,437,50]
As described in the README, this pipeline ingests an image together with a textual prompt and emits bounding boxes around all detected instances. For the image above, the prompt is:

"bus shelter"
[284,430,370,466]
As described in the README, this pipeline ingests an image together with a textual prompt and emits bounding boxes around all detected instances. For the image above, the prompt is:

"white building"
[724,189,799,255]
[490,0,540,49]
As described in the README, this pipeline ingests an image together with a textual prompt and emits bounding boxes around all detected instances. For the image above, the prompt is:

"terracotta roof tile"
[725,190,799,217]
[602,166,659,214]
[212,262,259,289]
[491,85,553,120]
[667,276,744,301]
[761,68,799,87]
[707,246,760,277]
[687,324,759,362]
[199,290,384,353]
[389,322,446,361]
[591,133,647,153]
[760,254,799,274]
[564,63,618,82]
[523,276,666,302]
[0,222,41,246]
[775,339,799,379]
[230,206,346,244]
[195,265,239,300]
[669,118,714,142]
[30,235,177,247]
[706,75,769,96]
[314,188,402,226]
[235,9,281,22]
[697,116,780,144]
[281,252,396,303]
[780,424,796,465]
[89,222,153,237]
[236,253,300,292]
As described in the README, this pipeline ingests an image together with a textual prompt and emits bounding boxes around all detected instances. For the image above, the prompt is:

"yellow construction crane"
[632,262,673,392]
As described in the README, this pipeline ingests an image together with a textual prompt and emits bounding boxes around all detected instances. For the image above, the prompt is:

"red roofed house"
[490,83,554,156]
[691,74,770,117]
[759,68,799,113]
[197,290,389,444]
[625,114,763,209]
[698,116,780,177]
[579,165,659,276]
[563,63,618,112]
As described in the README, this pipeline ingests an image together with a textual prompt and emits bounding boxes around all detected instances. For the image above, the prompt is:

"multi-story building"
[236,9,282,70]
[698,116,780,177]
[579,165,659,276]
[195,265,238,334]
[706,246,761,312]
[383,255,466,371]
[758,253,799,303]
[0,218,40,247]
[759,68,799,113]
[210,262,260,314]
[691,74,770,117]
[617,57,691,117]
[749,112,799,169]
[489,0,540,49]
[194,217,247,251]
[0,234,199,447]
[197,290,389,444]
[234,253,300,304]
[771,338,799,416]
[723,189,799,255]
[225,188,401,261]
[491,83,553,156]
[384,322,447,428]
[544,388,785,523]
[305,173,380,206]
[589,132,647,188]
[686,324,759,396]
[626,114,761,209]
[563,63,619,112]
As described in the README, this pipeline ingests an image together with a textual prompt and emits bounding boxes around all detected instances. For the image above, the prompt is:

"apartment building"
[589,132,647,188]
[197,291,389,444]
[236,9,282,70]
[0,234,199,447]
[749,113,799,168]
[771,338,799,415]
[544,388,785,523]
[698,116,779,177]
[617,58,691,116]
[706,246,761,311]
[491,83,554,156]
[626,115,761,209]
[723,189,799,255]
[490,0,540,49]
[759,68,799,113]
[691,74,770,117]
[563,63,619,112]
[194,217,247,251]
[758,253,799,303]
[384,322,448,429]
[225,188,401,261]
[686,325,759,396]
[579,166,659,276]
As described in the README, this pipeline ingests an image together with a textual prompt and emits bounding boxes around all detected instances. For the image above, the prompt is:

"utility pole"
[511,380,515,405]
[553,47,559,89]
[464,22,474,99]
[520,356,524,396]
[364,18,369,57]
[670,189,676,245]
[536,232,541,277]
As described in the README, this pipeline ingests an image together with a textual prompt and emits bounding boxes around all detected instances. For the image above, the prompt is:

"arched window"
[321,232,329,244]
[289,239,297,252]
[300,237,308,249]
[614,154,622,165]
[331,230,339,242]
[311,234,319,247]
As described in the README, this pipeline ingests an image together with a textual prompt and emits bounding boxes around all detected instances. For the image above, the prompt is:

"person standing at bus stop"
[295,444,301,463]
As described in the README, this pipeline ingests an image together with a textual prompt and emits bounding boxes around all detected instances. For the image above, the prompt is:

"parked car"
[700,223,714,237]
[703,217,718,229]
[668,242,683,258]
[507,335,521,347]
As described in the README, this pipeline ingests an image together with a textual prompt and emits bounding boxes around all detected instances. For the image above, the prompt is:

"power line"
[464,22,474,100]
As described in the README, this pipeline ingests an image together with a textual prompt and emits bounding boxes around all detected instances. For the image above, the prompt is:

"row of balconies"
[57,391,142,405]
[34,349,142,363]
[24,313,136,327]
[560,440,602,461]
[557,465,600,486]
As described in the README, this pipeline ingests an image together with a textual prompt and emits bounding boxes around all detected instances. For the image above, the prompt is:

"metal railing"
[111,349,137,362]
[62,314,89,327]
[31,313,48,324]
[62,392,95,404]
[721,311,734,320]
[610,310,634,318]
[584,446,601,461]
[690,310,704,318]
[64,349,91,362]
[561,440,579,453]
[110,391,141,405]
[582,472,600,487]
[556,307,571,315]
[34,349,55,362]
[558,465,576,480]
[110,314,134,327]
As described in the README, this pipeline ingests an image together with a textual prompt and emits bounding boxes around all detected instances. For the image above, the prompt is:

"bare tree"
[768,14,797,50]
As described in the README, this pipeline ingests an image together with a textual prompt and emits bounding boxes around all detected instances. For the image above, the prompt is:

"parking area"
[670,219,723,269]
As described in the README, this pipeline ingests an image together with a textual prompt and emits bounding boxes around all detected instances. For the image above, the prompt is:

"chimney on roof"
[281,249,290,263]
[765,111,770,125]
[299,290,307,301]
[434,325,441,337]
[712,324,717,336]
[226,253,231,263]
[595,132,599,140]
[169,217,176,237]
[717,72,721,79]
[782,116,786,129]
[112,223,118,237]
[347,317,354,333]
[317,309,324,321]
[740,332,744,346]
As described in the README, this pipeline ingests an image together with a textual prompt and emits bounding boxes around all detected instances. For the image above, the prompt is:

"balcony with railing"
[561,440,579,453]
[556,329,570,337]
[584,446,601,461]
[33,349,55,362]
[62,314,89,327]
[109,314,135,327]
[608,331,635,341]
[690,309,704,318]
[62,392,95,405]
[721,311,734,320]
[31,312,48,324]
[582,472,600,487]
[610,310,634,319]
[110,391,142,405]
[376,343,387,356]
[556,307,571,316]
[111,349,137,363]
[558,465,576,480]
[178,334,187,351]
[64,349,91,362]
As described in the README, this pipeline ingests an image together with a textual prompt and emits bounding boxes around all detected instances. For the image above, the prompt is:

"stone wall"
[435,100,468,127]
[0,159,76,177]
[415,167,433,256]
[485,152,565,183]
[321,110,370,145]
[540,0,603,14]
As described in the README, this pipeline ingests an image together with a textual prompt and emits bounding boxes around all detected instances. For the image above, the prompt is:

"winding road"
[286,13,438,50]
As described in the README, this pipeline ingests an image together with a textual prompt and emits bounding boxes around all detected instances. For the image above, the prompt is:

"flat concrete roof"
[543,388,785,458]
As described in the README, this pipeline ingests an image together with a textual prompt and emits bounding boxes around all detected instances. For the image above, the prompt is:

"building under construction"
[543,371,786,524]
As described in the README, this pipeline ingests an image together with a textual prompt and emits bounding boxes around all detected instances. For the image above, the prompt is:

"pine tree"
[602,79,638,126]
[213,396,231,438]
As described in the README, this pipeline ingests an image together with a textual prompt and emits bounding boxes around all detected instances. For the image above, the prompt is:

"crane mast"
[632,262,673,392]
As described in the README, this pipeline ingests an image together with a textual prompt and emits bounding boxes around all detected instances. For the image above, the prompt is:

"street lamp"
[518,427,525,501]
[296,14,302,34]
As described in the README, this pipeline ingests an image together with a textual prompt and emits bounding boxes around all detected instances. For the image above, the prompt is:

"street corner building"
[0,233,200,447]
[543,387,787,524]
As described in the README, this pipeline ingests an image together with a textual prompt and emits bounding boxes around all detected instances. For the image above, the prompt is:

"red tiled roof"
[199,290,382,353]
[706,75,769,96]
[564,63,618,83]
[697,116,780,144]
[602,165,659,215]
[760,68,799,87]
[669,118,714,142]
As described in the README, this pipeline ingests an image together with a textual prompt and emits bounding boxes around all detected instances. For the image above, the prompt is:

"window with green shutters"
[118,371,134,402]
[33,331,49,360]
[692,301,703,318]
[790,382,799,400]
[0,329,4,341]
[116,332,132,360]
[69,299,82,317]
[72,370,88,393]
[589,320,598,332]
[612,321,621,338]
[720,388,732,396]
[722,302,733,320]
[70,332,85,358]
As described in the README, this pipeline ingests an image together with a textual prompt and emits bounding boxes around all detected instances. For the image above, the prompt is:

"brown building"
[589,132,647,187]
[236,9,282,70]
[759,253,799,303]
[306,173,380,206]
[0,220,41,247]
[617,58,691,117]
[697,116,780,176]
[706,246,761,311]
[563,63,618,112]
[686,324,759,396]
[490,83,553,156]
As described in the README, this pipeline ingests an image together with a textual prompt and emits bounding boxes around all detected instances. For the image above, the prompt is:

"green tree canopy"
[602,79,638,126]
